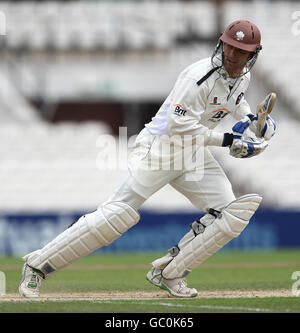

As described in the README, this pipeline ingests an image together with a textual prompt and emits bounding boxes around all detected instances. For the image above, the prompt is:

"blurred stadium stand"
[1,1,217,51]
[0,0,299,254]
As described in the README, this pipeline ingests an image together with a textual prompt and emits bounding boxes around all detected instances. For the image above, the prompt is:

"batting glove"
[230,117,268,158]
[248,114,277,140]
[222,116,268,158]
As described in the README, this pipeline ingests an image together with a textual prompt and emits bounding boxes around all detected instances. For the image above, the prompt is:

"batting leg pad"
[151,212,216,270]
[162,194,262,279]
[23,202,140,278]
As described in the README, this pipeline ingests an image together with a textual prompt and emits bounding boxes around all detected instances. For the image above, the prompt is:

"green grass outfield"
[0,249,300,313]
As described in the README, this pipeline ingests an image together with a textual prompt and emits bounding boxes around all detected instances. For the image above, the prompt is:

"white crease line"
[94,300,274,312]
[1,298,290,312]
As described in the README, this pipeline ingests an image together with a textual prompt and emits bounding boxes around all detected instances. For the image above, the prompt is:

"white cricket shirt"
[145,57,252,146]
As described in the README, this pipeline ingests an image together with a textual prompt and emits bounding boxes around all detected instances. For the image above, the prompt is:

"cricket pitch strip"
[0,289,293,301]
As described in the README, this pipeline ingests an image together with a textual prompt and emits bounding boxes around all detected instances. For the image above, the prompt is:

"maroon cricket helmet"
[220,20,262,53]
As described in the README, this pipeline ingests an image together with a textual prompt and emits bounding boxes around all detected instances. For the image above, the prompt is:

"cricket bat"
[256,92,277,136]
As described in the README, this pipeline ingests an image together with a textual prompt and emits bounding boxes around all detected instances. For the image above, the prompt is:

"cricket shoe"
[19,263,44,298]
[146,267,198,298]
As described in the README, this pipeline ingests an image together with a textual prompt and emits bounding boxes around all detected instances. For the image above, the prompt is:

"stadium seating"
[2,1,216,51]
[0,122,117,211]
[0,69,41,124]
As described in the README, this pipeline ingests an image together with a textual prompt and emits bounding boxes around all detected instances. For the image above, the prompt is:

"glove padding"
[230,116,268,158]
[230,136,268,158]
[248,115,276,140]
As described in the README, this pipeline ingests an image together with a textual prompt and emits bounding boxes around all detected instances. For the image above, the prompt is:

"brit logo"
[173,104,187,116]
[209,108,229,122]
[235,31,245,41]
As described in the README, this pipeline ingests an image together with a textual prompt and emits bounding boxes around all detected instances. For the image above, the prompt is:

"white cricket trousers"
[105,128,236,212]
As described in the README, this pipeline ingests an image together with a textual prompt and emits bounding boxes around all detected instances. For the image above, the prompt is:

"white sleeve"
[231,97,253,121]
[166,77,224,147]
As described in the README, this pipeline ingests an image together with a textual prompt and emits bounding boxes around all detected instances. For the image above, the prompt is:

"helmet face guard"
[212,20,262,77]
[211,40,262,76]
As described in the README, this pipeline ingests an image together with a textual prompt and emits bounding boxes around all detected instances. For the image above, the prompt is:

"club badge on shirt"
[210,97,221,106]
[236,92,244,105]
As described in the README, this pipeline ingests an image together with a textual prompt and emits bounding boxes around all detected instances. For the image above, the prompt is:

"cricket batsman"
[19,20,276,298]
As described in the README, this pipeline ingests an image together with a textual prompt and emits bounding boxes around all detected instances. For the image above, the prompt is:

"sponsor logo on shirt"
[209,108,229,122]
[173,104,187,116]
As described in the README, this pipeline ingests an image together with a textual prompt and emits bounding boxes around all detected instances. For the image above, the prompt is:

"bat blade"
[256,92,277,135]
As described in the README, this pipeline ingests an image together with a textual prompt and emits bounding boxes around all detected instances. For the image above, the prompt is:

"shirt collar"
[218,67,244,86]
